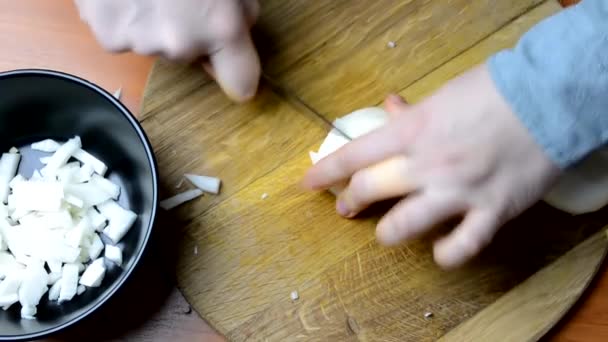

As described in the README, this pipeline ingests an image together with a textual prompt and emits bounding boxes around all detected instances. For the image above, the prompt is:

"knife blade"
[261,72,353,141]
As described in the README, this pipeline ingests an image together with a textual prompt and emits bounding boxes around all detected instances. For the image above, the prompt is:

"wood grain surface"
[439,230,608,342]
[141,0,608,340]
[2,0,606,341]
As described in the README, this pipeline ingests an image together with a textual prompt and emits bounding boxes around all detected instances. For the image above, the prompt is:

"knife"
[261,72,353,141]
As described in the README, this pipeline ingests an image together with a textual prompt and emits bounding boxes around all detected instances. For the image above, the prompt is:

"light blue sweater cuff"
[488,0,608,169]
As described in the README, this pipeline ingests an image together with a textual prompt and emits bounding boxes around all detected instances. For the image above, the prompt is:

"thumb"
[384,94,410,119]
[207,32,261,102]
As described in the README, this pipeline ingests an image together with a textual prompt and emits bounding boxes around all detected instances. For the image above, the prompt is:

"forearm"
[488,0,608,169]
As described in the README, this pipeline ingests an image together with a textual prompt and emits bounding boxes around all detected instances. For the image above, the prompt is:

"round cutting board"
[140,1,607,340]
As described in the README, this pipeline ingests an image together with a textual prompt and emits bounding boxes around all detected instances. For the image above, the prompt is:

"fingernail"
[336,200,352,217]
[387,94,407,105]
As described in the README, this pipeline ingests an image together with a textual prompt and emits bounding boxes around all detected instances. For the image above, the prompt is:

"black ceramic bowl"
[0,69,158,340]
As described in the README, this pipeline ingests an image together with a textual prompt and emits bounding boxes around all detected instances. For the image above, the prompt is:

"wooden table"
[0,1,605,341]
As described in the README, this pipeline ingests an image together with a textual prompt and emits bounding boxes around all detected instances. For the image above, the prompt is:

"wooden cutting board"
[140,1,608,340]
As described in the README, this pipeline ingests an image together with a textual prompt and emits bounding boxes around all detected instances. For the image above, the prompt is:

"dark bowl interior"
[0,70,158,340]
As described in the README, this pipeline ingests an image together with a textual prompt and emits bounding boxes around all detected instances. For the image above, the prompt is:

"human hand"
[75,0,261,102]
[303,64,561,269]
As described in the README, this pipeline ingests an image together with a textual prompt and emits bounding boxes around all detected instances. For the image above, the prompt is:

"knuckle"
[211,3,247,41]
[132,45,157,57]
[348,172,371,205]
[161,31,191,58]
[216,20,245,42]
[100,38,129,53]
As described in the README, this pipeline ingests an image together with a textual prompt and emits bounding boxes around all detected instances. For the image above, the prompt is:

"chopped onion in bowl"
[0,137,137,319]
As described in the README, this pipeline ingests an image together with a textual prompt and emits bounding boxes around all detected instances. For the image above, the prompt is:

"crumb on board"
[261,193,269,200]
[194,246,198,255]
[346,316,360,335]
[387,41,397,48]
[424,312,433,319]
[290,290,299,301]
[176,178,185,189]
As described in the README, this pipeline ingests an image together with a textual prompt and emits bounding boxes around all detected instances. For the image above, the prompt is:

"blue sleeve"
[487,0,608,169]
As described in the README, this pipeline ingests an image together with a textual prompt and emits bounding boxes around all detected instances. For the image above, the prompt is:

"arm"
[488,0,608,168]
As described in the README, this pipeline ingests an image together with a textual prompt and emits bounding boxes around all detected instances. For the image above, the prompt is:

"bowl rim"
[0,68,159,340]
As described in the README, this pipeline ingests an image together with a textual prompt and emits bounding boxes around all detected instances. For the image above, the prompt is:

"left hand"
[302,64,560,269]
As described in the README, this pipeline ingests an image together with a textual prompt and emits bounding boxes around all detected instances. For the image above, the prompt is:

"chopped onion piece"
[39,156,51,165]
[6,195,15,211]
[160,189,204,210]
[184,174,221,194]
[13,181,64,212]
[71,164,95,183]
[48,281,61,301]
[30,170,43,181]
[57,162,80,184]
[20,305,37,320]
[104,245,122,266]
[90,174,120,199]
[64,183,113,208]
[0,152,21,204]
[87,234,104,260]
[18,263,48,309]
[10,208,31,222]
[79,258,105,287]
[58,264,79,302]
[77,284,86,295]
[0,294,18,308]
[73,149,107,176]
[42,137,81,178]
[46,260,63,274]
[0,234,6,252]
[65,216,93,248]
[8,147,19,154]
[31,139,61,153]
[98,200,137,244]
[47,272,61,286]
[0,273,22,300]
[65,194,84,208]
[9,175,25,190]
[86,208,107,232]
[0,252,24,279]
[19,210,73,230]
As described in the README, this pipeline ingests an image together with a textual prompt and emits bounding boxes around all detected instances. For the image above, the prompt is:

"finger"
[376,192,466,246]
[209,32,261,102]
[76,0,130,53]
[202,61,216,79]
[240,0,261,26]
[384,94,409,119]
[302,113,423,191]
[432,210,499,269]
[337,156,416,217]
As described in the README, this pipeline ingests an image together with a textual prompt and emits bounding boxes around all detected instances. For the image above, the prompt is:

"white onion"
[104,245,122,266]
[0,137,138,319]
[160,189,204,210]
[79,258,106,287]
[310,106,608,215]
[184,174,221,194]
[309,107,390,196]
[543,148,608,214]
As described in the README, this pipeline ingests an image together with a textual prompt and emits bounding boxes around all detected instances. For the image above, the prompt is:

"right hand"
[75,0,261,102]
